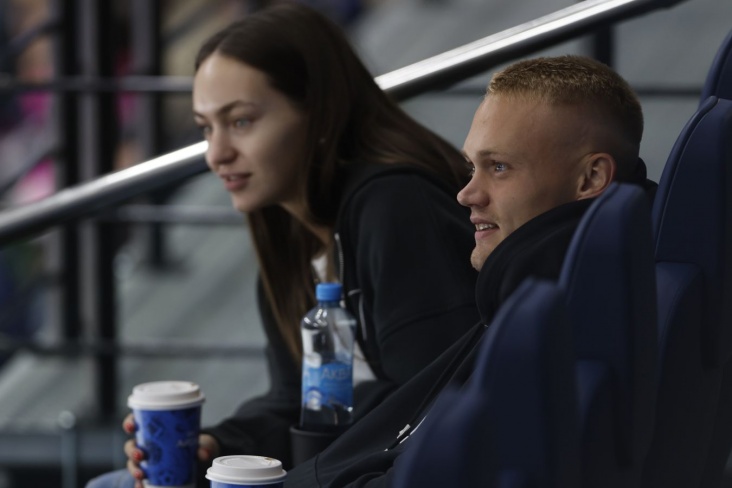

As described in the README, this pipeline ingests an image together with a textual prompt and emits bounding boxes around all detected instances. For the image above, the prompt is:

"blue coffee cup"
[206,456,287,487]
[128,381,206,488]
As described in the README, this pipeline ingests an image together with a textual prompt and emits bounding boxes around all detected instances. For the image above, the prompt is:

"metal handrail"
[376,0,684,98]
[0,143,208,244]
[0,0,686,246]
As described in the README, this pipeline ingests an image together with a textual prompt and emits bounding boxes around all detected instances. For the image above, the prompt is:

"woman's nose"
[206,131,236,170]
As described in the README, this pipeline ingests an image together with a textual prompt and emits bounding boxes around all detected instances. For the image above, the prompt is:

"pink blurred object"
[12,158,55,204]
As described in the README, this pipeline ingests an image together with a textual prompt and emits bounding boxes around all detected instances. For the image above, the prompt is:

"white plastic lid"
[206,456,287,484]
[127,381,205,411]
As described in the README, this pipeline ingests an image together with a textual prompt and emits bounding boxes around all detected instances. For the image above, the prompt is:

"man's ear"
[577,153,616,200]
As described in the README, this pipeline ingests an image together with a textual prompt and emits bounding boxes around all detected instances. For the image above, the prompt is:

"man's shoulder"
[476,200,593,322]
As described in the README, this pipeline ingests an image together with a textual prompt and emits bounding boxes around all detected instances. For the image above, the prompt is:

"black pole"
[590,25,615,67]
[131,0,170,269]
[52,0,82,344]
[78,0,120,420]
[578,0,615,67]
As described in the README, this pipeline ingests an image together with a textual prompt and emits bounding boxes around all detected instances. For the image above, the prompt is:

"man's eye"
[465,162,475,177]
[494,162,506,172]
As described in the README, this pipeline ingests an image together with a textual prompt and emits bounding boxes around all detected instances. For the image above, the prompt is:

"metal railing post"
[58,411,78,488]
[131,0,171,269]
[591,25,615,67]
[78,0,120,420]
[580,0,616,66]
[52,0,83,345]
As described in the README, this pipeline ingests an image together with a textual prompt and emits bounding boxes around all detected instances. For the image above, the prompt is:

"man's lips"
[471,219,499,239]
[475,223,497,231]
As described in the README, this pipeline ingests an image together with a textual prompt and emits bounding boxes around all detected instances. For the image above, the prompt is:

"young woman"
[86,3,478,487]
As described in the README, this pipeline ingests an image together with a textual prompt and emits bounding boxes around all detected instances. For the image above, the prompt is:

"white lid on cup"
[127,381,205,411]
[206,455,287,485]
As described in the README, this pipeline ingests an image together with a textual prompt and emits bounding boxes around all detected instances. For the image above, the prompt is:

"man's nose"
[457,177,486,207]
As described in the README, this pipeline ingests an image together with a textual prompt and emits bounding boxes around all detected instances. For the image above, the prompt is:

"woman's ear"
[577,153,616,200]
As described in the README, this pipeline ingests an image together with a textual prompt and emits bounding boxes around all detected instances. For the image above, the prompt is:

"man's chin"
[470,248,493,271]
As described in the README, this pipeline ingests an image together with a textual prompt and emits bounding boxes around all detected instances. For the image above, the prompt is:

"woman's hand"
[122,413,145,487]
[122,413,221,488]
[198,433,221,463]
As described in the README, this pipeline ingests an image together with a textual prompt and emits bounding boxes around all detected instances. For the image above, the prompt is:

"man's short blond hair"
[488,55,643,180]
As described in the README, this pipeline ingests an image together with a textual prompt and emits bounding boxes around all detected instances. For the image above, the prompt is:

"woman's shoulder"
[339,162,456,203]
[335,162,468,232]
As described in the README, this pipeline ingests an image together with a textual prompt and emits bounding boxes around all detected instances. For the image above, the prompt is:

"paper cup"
[206,456,287,487]
[128,381,206,488]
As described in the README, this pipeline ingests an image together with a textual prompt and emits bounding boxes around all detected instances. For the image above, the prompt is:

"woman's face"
[193,53,310,215]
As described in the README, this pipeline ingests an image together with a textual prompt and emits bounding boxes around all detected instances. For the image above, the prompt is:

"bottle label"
[302,358,353,411]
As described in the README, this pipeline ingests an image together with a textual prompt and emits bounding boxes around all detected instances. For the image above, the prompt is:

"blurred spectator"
[0,0,53,364]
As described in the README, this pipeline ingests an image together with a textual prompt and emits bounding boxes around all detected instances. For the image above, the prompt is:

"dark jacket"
[202,163,480,469]
[284,198,596,487]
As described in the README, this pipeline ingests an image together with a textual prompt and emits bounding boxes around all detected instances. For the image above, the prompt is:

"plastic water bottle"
[299,282,357,433]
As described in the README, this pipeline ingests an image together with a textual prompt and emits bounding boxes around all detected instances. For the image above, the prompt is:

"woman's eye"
[198,125,211,138]
[465,161,475,177]
[494,162,506,172]
[233,118,250,129]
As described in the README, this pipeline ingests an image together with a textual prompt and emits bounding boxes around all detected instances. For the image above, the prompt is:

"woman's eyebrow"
[193,100,258,119]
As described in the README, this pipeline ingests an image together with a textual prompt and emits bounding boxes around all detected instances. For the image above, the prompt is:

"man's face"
[458,95,589,271]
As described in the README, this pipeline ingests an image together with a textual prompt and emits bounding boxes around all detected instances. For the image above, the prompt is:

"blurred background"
[0,0,728,486]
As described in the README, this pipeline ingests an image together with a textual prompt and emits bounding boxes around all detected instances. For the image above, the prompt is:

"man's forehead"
[462,95,593,166]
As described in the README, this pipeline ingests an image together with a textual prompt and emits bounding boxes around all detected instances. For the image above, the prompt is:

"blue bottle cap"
[316,282,342,301]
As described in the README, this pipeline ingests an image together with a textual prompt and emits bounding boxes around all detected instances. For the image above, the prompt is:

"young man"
[285,54,655,487]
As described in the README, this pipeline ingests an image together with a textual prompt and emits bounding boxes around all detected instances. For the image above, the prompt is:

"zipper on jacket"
[385,323,488,450]
[334,232,345,282]
[335,232,369,341]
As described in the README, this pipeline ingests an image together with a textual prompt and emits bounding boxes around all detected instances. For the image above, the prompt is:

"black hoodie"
[284,160,657,487]
[285,198,596,487]
[201,163,479,471]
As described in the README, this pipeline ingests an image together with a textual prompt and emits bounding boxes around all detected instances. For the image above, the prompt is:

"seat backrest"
[653,96,732,367]
[642,95,732,488]
[574,358,620,488]
[651,96,732,488]
[391,279,580,488]
[642,262,713,488]
[558,182,658,470]
[701,29,732,102]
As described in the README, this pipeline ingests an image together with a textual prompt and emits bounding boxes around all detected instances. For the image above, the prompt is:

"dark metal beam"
[0,338,265,358]
[51,0,82,345]
[0,76,194,93]
[77,0,120,420]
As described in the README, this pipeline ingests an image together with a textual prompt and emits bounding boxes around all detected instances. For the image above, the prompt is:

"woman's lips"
[221,174,250,192]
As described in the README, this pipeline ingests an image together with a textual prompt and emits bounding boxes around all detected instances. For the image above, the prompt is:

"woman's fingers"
[198,433,220,462]
[124,439,145,465]
[122,413,136,434]
[126,457,145,481]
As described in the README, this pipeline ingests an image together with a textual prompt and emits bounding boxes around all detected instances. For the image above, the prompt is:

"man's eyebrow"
[463,149,502,161]
[193,100,257,118]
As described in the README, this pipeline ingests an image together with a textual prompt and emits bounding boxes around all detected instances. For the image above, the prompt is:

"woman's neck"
[304,222,332,247]
[281,200,332,247]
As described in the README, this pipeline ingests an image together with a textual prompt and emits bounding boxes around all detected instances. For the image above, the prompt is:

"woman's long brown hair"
[195,1,469,362]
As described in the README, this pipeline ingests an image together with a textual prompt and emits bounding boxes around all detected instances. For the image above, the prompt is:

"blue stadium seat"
[558,182,658,488]
[701,29,732,101]
[391,279,581,488]
[393,183,657,488]
[642,96,732,488]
